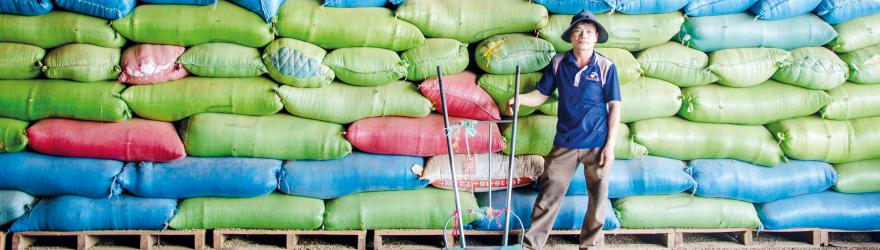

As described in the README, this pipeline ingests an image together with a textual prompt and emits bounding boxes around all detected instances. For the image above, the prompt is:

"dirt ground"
[12,231,880,249]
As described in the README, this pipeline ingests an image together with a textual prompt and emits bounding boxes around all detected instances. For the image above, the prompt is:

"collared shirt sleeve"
[604,64,621,103]
[535,63,557,96]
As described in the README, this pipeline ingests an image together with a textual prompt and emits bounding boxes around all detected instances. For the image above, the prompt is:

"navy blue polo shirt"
[534,51,621,149]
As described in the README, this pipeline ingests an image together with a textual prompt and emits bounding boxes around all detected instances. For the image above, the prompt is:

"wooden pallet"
[674,228,753,247]
[371,229,521,249]
[755,228,821,247]
[373,229,675,249]
[12,230,205,250]
[212,229,366,250]
[821,229,880,247]
[373,229,451,250]
[540,229,675,249]
[603,229,675,249]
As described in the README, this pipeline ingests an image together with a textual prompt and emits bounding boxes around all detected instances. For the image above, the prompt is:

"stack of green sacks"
[2,0,880,236]
[0,10,132,153]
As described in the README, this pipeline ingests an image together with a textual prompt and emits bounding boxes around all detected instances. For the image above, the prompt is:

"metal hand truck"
[435,65,527,250]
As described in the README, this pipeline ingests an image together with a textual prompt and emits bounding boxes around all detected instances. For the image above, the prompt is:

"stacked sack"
[529,0,880,232]
[0,0,174,232]
[0,0,879,238]
[676,0,880,231]
[0,0,331,232]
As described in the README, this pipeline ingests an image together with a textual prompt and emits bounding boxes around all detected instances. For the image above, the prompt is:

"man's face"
[570,22,599,50]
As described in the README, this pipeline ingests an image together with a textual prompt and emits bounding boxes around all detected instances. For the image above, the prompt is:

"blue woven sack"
[279,152,428,199]
[140,0,217,5]
[815,0,880,24]
[0,0,52,16]
[9,195,177,232]
[757,191,880,230]
[230,0,287,23]
[54,0,136,19]
[749,0,823,20]
[471,189,620,230]
[607,0,690,14]
[0,152,123,198]
[323,0,404,7]
[685,0,758,16]
[688,159,837,203]
[546,156,694,198]
[533,0,613,14]
[0,190,35,226]
[120,157,282,198]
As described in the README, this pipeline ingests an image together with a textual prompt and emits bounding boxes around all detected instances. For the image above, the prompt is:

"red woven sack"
[27,118,185,162]
[346,114,506,157]
[419,71,501,121]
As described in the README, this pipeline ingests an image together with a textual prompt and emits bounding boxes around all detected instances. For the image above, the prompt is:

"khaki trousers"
[523,146,610,250]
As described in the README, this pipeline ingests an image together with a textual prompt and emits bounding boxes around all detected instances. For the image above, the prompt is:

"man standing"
[509,10,621,250]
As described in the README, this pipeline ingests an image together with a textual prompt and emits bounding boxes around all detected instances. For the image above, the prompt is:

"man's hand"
[504,91,549,116]
[599,147,614,168]
[505,98,517,116]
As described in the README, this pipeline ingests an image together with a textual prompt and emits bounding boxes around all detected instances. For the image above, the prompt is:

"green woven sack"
[180,113,351,160]
[262,38,334,88]
[276,81,432,124]
[0,118,28,153]
[833,160,880,193]
[277,0,424,51]
[537,100,558,116]
[397,0,547,44]
[637,42,719,87]
[614,193,761,229]
[400,38,469,81]
[841,44,880,84]
[616,124,650,159]
[502,114,556,156]
[620,77,682,123]
[0,80,130,122]
[478,73,557,117]
[772,47,848,90]
[324,188,479,230]
[540,13,684,52]
[324,48,407,86]
[708,48,791,88]
[680,81,831,125]
[0,11,126,49]
[502,115,647,159]
[178,43,267,78]
[475,34,555,75]
[0,43,44,79]
[596,48,641,83]
[821,82,880,120]
[632,117,782,166]
[828,13,880,53]
[767,116,880,164]
[169,193,324,230]
[43,44,120,82]
[122,77,283,122]
[112,1,273,47]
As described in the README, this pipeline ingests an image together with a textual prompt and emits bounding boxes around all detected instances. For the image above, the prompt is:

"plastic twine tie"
[481,40,504,64]
[277,166,289,191]
[683,166,698,197]
[451,210,462,238]
[445,120,479,138]
[685,95,696,113]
